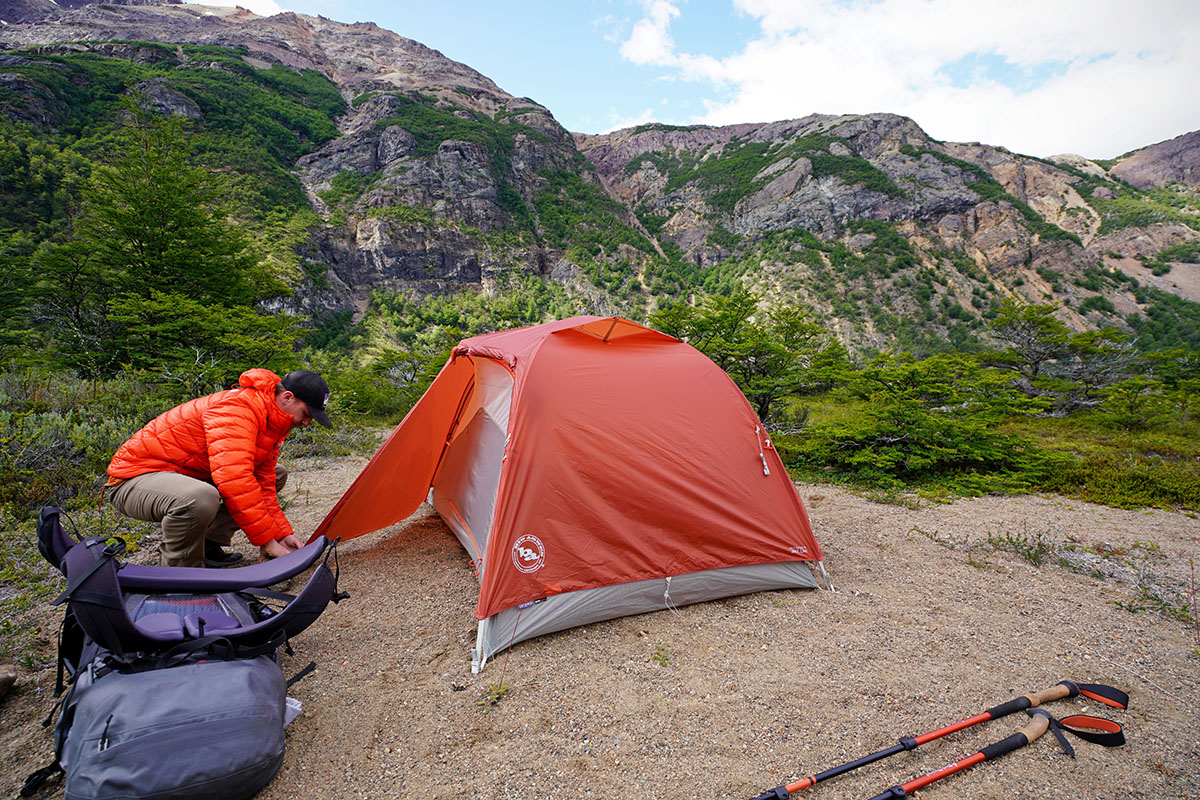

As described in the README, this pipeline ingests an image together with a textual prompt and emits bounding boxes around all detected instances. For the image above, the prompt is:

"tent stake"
[816,561,833,592]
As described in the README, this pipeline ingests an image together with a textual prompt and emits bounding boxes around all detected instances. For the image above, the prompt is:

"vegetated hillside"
[2,0,1199,359]
[577,117,1200,352]
[0,1,637,334]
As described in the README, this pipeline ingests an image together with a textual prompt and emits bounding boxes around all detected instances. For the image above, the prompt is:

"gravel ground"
[3,456,1198,800]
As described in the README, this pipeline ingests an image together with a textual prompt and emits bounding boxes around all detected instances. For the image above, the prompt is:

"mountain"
[2,0,1198,355]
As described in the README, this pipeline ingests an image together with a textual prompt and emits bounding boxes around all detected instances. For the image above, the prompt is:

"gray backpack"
[23,508,344,800]
[56,654,287,800]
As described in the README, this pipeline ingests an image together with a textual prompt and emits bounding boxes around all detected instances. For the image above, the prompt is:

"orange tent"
[313,316,824,671]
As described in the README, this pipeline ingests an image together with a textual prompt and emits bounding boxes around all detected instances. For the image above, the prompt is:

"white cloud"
[620,1,728,82]
[590,14,625,45]
[183,0,289,17]
[620,0,1200,157]
[620,0,681,65]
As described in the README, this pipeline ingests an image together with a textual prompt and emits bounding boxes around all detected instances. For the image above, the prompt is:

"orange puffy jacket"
[107,369,296,546]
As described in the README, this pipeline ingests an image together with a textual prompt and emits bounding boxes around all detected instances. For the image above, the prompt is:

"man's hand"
[260,534,304,560]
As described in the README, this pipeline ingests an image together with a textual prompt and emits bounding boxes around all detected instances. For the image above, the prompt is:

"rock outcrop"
[1110,130,1200,190]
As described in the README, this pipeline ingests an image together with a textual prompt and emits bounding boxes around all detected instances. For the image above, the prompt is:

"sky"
[186,0,1199,159]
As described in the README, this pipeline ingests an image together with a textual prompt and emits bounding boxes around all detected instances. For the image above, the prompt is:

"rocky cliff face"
[1,1,1197,351]
[0,0,173,25]
[1110,130,1200,190]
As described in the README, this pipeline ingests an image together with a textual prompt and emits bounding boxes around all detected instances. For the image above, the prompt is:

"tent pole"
[472,618,490,674]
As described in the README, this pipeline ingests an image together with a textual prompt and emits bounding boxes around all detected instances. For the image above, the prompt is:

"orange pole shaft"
[902,752,986,792]
[914,712,992,746]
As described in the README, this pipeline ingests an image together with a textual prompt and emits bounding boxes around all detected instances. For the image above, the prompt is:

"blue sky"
[190,1,1198,159]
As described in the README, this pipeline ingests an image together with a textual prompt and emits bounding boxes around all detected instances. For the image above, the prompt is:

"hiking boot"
[203,542,244,568]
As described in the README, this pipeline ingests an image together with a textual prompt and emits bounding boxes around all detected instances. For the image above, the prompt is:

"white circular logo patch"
[511,534,546,573]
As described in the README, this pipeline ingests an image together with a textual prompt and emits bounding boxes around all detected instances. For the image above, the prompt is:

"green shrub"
[1045,453,1200,510]
[319,170,379,209]
[1079,295,1117,315]
[1154,240,1200,263]
[809,154,903,198]
[534,169,654,254]
[1089,185,1200,235]
[1128,286,1200,350]
[788,353,1064,493]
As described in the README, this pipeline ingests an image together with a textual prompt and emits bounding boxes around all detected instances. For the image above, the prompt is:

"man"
[105,369,332,567]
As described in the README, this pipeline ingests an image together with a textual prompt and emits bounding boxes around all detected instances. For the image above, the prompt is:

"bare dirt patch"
[3,457,1198,799]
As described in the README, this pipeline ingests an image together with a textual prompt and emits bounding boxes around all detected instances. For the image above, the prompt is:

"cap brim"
[308,405,332,428]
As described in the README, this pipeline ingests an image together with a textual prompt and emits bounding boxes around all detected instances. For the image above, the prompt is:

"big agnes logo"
[511,534,545,573]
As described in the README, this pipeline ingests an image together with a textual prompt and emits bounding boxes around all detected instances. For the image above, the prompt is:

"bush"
[534,169,655,254]
[1079,295,1117,315]
[788,353,1063,493]
[0,366,380,521]
[1045,453,1200,510]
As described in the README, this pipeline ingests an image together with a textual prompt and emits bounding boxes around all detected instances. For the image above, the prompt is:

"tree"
[988,300,1071,395]
[0,233,37,362]
[650,289,848,421]
[107,290,299,399]
[33,96,296,378]
[795,352,1056,489]
[987,299,1139,416]
[77,99,261,305]
[1052,328,1139,415]
[0,119,91,365]
[31,235,123,377]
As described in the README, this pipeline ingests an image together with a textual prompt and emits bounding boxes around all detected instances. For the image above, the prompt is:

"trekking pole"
[746,680,1127,800]
[865,707,1126,800]
[866,708,1050,800]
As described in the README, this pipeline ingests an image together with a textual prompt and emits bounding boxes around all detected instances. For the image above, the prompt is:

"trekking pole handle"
[1025,682,1073,708]
[1016,710,1052,743]
[985,681,1078,720]
[867,711,1055,800]
[974,714,1051,767]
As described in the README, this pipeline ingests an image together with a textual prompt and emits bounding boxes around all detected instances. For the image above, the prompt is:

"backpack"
[23,507,346,800]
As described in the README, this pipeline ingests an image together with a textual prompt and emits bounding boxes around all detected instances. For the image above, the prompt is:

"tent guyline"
[312,317,826,672]
[747,680,1129,800]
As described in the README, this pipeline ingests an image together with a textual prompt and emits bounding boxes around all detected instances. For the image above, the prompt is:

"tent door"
[431,358,513,570]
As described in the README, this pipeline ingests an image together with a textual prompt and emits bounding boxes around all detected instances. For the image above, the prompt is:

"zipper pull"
[756,425,770,476]
[99,714,114,752]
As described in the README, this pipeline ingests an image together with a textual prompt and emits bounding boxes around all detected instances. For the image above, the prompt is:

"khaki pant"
[108,466,288,567]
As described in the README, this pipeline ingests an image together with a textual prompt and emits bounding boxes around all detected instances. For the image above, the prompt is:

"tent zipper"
[755,425,770,476]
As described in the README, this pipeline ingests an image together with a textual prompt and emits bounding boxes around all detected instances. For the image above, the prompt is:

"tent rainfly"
[312,316,826,672]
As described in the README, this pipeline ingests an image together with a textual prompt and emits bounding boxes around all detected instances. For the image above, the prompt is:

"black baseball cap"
[281,370,332,427]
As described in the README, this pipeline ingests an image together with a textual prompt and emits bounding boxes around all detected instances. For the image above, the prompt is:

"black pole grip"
[978,731,1029,761]
[983,696,1032,719]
